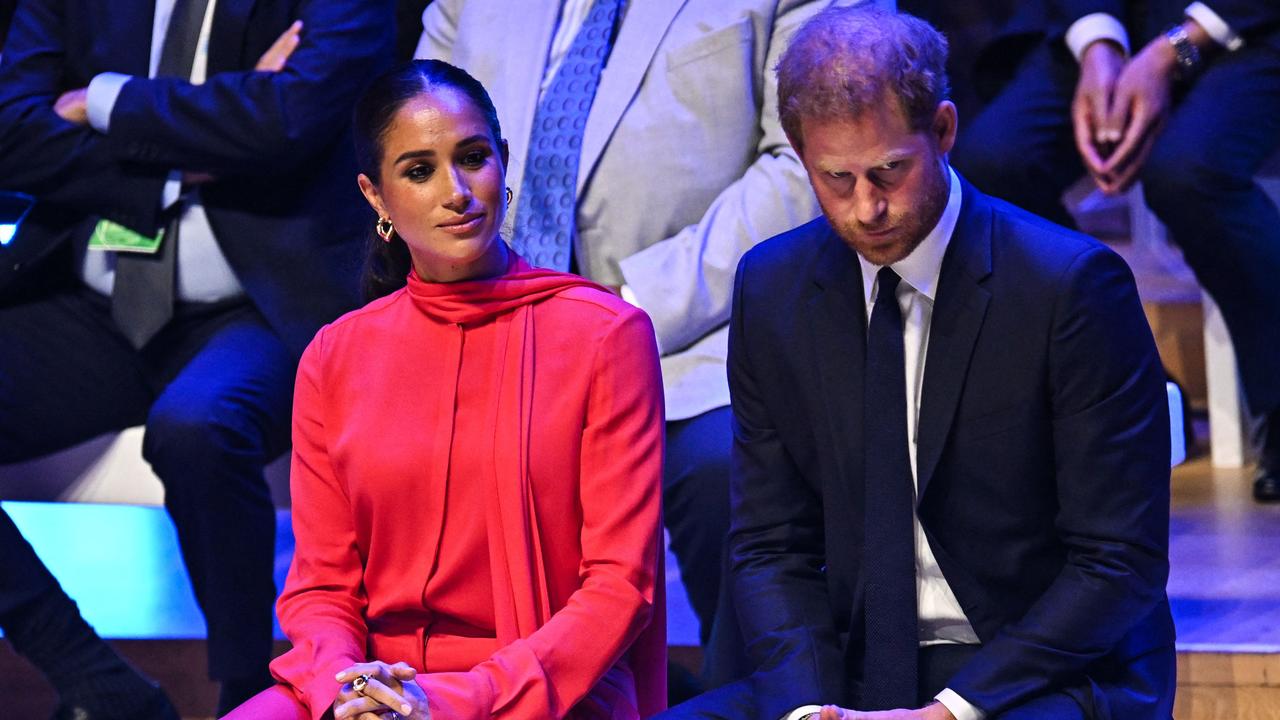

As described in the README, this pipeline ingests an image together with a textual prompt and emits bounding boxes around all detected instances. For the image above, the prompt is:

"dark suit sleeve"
[946,246,1171,713]
[1053,0,1126,22]
[102,0,394,176]
[727,252,846,718]
[0,0,166,232]
[1198,1,1280,43]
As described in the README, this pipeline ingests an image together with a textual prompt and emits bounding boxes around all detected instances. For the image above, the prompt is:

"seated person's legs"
[951,41,1085,229]
[1138,43,1280,500]
[664,406,746,689]
[0,507,178,719]
[140,303,294,715]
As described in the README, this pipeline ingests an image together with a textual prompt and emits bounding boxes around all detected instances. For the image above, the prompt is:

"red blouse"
[269,255,667,719]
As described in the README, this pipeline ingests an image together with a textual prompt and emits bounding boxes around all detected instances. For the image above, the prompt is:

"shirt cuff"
[1065,13,1130,62]
[936,689,985,720]
[85,72,131,133]
[619,284,639,307]
[782,705,824,720]
[1185,2,1244,51]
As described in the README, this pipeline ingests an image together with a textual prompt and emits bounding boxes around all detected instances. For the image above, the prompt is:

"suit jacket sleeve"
[1198,1,1280,43]
[415,0,462,61]
[946,246,1171,714]
[615,0,827,356]
[727,253,847,718]
[0,0,166,232]
[102,0,394,176]
[416,307,665,719]
[271,329,370,720]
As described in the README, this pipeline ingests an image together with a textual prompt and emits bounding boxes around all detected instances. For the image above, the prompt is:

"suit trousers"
[0,281,293,682]
[665,405,749,687]
[951,39,1280,417]
[655,644,1089,719]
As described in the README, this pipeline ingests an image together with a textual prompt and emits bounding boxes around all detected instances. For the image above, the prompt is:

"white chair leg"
[1202,292,1250,468]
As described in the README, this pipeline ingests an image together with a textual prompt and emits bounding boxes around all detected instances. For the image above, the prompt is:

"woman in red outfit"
[225,60,666,720]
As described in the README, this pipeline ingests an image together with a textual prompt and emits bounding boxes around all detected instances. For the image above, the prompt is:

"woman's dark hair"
[353,59,504,300]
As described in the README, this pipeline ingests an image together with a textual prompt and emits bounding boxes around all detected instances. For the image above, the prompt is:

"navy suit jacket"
[727,177,1175,718]
[975,0,1280,98]
[0,0,395,356]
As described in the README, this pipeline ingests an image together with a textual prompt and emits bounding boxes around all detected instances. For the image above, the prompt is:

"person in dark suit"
[949,0,1280,503]
[663,6,1175,719]
[0,1,393,714]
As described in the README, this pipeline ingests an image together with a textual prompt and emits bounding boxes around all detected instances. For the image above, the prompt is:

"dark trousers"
[0,505,61,615]
[665,406,748,687]
[951,40,1280,418]
[656,644,1094,719]
[0,283,293,682]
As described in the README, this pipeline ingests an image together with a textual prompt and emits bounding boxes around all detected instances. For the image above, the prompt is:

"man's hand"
[256,19,303,72]
[1096,19,1213,193]
[817,701,956,720]
[54,88,89,125]
[333,661,431,720]
[1071,40,1125,183]
[1093,36,1177,193]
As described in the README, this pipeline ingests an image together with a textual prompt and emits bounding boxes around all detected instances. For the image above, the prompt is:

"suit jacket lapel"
[577,0,687,195]
[915,176,993,502]
[491,1,561,196]
[807,223,867,497]
[207,0,258,75]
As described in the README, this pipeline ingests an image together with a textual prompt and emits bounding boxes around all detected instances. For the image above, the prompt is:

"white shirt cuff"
[783,705,824,720]
[1065,13,1130,62]
[619,283,639,307]
[85,72,131,133]
[936,689,985,720]
[1185,2,1244,51]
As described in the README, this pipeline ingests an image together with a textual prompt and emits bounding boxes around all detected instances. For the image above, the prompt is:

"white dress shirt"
[1066,2,1243,62]
[82,0,244,304]
[785,168,981,720]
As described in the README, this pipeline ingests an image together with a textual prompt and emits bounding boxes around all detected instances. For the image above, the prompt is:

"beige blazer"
[419,0,886,420]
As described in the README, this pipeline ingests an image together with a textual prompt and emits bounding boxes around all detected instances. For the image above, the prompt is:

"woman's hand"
[332,661,431,720]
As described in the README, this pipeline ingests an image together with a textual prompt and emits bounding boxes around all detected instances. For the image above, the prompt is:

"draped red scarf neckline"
[399,252,667,717]
[403,253,604,324]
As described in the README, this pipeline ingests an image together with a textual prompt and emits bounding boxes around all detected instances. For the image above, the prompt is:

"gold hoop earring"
[375,216,394,242]
[506,187,514,204]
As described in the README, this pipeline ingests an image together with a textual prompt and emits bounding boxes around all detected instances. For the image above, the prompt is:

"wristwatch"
[1164,23,1202,80]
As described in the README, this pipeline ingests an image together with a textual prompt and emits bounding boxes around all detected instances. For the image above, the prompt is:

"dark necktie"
[112,0,210,348]
[862,267,919,708]
[511,0,623,271]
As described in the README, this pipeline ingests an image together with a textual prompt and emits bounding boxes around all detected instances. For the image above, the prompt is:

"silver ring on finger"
[351,672,372,694]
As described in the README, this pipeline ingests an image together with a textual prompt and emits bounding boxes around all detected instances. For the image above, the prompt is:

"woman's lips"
[437,213,485,234]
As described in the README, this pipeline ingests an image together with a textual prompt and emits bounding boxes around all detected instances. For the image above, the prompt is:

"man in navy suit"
[694,6,1175,719]
[0,1,393,714]
[950,0,1280,503]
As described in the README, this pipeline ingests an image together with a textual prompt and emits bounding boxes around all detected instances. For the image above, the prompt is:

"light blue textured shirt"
[81,0,243,303]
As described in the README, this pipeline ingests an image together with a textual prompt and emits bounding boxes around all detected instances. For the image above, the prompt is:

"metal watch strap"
[1165,24,1202,80]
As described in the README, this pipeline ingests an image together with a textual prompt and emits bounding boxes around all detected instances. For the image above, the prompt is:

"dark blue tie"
[511,0,623,271]
[862,267,919,708]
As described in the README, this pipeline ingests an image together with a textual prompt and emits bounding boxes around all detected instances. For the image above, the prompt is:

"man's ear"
[357,173,386,217]
[933,100,958,156]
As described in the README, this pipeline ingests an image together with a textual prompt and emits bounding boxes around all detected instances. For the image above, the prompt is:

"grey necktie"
[511,0,623,271]
[112,0,210,348]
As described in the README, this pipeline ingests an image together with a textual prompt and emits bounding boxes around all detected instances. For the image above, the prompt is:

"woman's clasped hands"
[333,661,431,720]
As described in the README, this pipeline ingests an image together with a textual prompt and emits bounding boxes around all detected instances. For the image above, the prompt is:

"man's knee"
[142,391,267,488]
[1141,138,1253,223]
